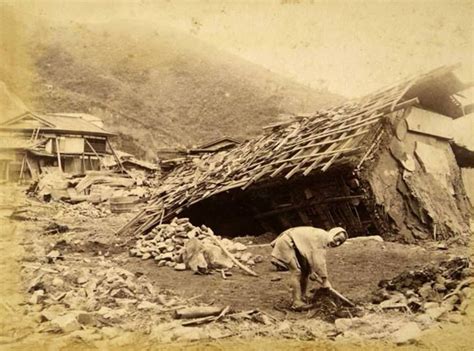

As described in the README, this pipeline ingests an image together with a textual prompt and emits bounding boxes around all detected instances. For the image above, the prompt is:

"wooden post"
[84,139,104,170]
[106,138,126,173]
[55,138,62,172]
[25,157,35,180]
[81,150,85,174]
[18,155,26,183]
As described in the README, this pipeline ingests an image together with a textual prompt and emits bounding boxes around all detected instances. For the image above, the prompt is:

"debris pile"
[373,257,471,319]
[130,217,261,273]
[31,170,139,202]
[23,256,190,334]
[27,258,156,311]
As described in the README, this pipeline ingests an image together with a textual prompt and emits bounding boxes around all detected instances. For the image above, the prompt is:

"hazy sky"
[9,0,474,97]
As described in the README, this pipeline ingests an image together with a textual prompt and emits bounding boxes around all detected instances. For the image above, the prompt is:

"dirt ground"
[124,239,459,317]
[1,184,473,350]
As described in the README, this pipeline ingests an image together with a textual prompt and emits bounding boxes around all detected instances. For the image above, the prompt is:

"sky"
[4,0,474,98]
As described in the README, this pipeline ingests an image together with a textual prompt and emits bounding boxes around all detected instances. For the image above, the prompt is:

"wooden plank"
[301,135,350,176]
[266,147,360,166]
[84,139,104,170]
[24,157,35,179]
[18,155,26,182]
[356,126,384,170]
[55,138,62,173]
[287,129,369,154]
[106,139,126,173]
[284,114,382,149]
[318,114,368,173]
[283,118,354,179]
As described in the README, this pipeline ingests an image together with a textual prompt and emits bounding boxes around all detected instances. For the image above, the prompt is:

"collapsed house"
[120,65,473,241]
[157,137,241,173]
[188,137,242,155]
[0,112,121,181]
[103,150,159,176]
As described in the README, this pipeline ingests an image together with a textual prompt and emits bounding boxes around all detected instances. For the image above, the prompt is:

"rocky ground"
[0,184,473,350]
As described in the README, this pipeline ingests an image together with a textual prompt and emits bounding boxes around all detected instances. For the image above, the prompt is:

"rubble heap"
[130,217,260,271]
[30,169,155,205]
[27,258,156,312]
[373,257,471,319]
[23,256,173,334]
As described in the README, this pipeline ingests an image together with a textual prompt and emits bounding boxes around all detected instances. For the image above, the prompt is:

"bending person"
[271,226,348,310]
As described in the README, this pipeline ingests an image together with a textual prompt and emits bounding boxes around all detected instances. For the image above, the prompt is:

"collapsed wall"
[367,107,471,242]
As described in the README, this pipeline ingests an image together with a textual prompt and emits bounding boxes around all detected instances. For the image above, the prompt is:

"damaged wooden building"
[0,112,117,181]
[121,65,473,242]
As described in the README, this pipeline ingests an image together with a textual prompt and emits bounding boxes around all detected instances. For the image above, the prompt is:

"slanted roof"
[0,111,114,137]
[120,64,471,236]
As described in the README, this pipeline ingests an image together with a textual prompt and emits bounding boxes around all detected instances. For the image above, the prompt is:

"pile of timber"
[130,217,259,274]
[119,66,447,237]
[373,257,472,317]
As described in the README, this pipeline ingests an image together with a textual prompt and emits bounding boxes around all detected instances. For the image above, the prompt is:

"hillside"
[0,81,28,121]
[6,21,343,158]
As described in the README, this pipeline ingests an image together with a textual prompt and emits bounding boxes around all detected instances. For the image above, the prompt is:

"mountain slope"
[0,81,28,121]
[16,21,343,158]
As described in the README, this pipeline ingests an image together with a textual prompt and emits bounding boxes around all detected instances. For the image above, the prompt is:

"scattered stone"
[436,243,448,250]
[240,252,252,263]
[442,295,459,311]
[459,300,469,314]
[29,289,45,305]
[52,277,65,287]
[418,283,435,300]
[77,276,88,285]
[50,314,81,333]
[426,306,448,321]
[232,243,247,251]
[46,250,62,263]
[445,313,463,324]
[77,312,95,326]
[391,322,421,345]
[40,306,65,322]
[174,263,186,271]
[253,255,264,263]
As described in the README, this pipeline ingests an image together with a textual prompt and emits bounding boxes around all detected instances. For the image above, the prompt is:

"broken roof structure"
[120,64,472,241]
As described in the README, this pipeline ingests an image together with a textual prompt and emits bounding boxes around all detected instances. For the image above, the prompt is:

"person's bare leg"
[288,259,304,309]
[300,268,309,302]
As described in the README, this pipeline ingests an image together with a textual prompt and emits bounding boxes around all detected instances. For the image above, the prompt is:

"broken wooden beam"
[174,306,224,319]
[207,229,259,277]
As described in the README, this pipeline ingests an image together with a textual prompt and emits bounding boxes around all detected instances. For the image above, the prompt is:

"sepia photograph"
[0,0,473,350]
